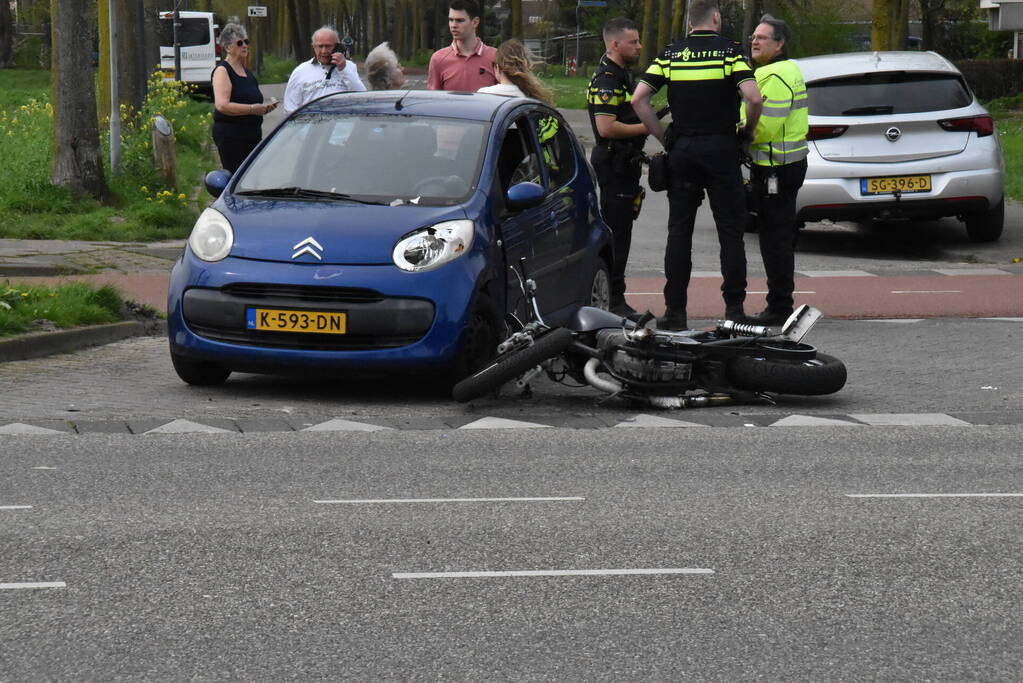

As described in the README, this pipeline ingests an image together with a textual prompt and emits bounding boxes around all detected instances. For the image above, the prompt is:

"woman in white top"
[477,39,554,105]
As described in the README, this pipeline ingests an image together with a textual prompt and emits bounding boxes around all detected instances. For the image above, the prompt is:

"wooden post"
[151,114,177,188]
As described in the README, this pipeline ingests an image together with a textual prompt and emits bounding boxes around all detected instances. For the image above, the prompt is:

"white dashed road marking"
[304,418,391,432]
[615,414,706,428]
[891,290,962,295]
[393,568,714,579]
[143,419,231,434]
[798,270,875,277]
[460,417,551,429]
[850,413,971,426]
[934,268,1010,276]
[0,423,63,435]
[846,493,1023,498]
[314,497,584,504]
[0,505,32,510]
[771,415,863,427]
[1,582,66,590]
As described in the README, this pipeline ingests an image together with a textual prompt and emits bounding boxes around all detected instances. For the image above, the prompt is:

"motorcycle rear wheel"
[727,352,847,396]
[452,327,574,402]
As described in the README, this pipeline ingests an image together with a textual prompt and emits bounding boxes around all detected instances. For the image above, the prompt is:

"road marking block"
[849,413,970,426]
[798,270,875,277]
[0,582,66,590]
[980,317,1023,322]
[891,290,962,294]
[459,417,551,429]
[865,319,924,323]
[143,419,232,434]
[846,493,1023,498]
[314,496,584,504]
[0,505,32,510]
[933,268,1010,276]
[303,418,392,432]
[0,423,64,435]
[393,568,714,579]
[615,414,706,428]
[771,415,863,427]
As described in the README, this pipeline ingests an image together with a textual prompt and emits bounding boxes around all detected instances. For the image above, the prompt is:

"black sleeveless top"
[212,61,263,127]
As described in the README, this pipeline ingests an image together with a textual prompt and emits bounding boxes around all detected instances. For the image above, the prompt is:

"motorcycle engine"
[596,330,694,383]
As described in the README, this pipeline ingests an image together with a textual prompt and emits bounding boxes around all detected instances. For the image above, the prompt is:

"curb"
[0,263,85,277]
[0,320,166,363]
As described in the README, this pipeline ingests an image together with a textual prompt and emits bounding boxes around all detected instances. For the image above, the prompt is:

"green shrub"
[0,281,124,337]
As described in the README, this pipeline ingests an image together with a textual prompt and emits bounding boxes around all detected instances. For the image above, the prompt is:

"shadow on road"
[796,218,985,262]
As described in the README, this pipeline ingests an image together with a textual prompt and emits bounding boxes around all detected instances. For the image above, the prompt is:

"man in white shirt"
[284,26,366,114]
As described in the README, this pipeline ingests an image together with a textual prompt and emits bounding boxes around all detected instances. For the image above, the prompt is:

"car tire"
[452,291,503,380]
[170,352,231,386]
[964,198,1004,243]
[589,257,611,310]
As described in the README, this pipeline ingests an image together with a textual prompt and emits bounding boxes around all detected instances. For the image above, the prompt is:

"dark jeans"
[663,134,747,313]
[750,158,807,312]
[212,121,262,173]
[591,145,642,306]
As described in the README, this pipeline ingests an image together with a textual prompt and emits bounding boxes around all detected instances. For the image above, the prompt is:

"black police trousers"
[664,134,747,314]
[750,158,807,313]
[591,145,643,307]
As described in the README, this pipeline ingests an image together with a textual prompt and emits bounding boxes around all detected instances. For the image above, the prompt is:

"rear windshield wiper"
[234,187,387,205]
[840,105,895,116]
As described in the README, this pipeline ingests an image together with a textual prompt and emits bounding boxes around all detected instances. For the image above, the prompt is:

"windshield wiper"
[234,187,387,204]
[840,105,895,116]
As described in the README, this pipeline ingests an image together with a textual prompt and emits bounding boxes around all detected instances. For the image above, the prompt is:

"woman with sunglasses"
[211,23,278,173]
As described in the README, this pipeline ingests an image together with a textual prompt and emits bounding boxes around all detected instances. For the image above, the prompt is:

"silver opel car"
[794,51,1005,242]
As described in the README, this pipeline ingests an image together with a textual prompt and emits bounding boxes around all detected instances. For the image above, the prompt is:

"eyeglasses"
[235,39,250,47]
[750,34,775,42]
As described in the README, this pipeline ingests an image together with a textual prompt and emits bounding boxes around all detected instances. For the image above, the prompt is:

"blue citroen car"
[168,90,614,386]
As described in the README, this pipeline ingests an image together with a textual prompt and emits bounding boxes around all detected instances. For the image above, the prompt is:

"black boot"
[747,307,794,326]
[657,308,688,331]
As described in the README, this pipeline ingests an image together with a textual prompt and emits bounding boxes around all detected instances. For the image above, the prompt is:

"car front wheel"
[170,352,231,386]
[964,198,1004,243]
[589,257,611,309]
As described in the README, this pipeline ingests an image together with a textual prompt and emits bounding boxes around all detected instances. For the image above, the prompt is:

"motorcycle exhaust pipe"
[583,358,623,394]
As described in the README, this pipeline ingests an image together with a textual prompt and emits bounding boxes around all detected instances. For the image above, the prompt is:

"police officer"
[587,17,648,319]
[632,0,762,330]
[744,15,808,326]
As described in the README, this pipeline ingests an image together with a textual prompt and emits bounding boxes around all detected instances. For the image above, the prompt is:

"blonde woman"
[477,39,554,105]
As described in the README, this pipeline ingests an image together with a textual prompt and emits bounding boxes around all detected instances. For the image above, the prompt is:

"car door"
[524,109,579,313]
[492,115,546,321]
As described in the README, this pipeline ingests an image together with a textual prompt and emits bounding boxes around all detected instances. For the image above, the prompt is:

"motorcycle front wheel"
[452,327,574,402]
[727,351,847,396]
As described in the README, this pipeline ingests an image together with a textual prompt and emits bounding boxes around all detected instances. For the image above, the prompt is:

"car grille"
[188,325,421,350]
[221,282,384,303]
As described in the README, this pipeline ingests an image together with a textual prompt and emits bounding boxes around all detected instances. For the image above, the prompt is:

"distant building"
[980,0,1023,57]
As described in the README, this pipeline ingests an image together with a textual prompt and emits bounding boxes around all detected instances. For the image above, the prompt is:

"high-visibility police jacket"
[750,58,808,167]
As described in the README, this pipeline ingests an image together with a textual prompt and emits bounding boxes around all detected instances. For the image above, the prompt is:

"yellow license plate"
[246,308,347,334]
[860,175,931,195]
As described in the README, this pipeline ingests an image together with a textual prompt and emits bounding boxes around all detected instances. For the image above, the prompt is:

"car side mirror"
[204,169,231,198]
[505,182,545,212]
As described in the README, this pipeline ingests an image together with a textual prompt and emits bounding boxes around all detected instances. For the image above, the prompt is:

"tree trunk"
[871,0,908,50]
[656,0,671,51]
[672,0,685,40]
[51,0,107,199]
[511,0,522,40]
[288,0,306,60]
[0,0,14,68]
[742,0,759,52]
[639,0,656,67]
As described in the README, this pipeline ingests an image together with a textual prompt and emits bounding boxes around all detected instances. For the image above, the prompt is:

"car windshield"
[806,72,973,116]
[234,113,488,206]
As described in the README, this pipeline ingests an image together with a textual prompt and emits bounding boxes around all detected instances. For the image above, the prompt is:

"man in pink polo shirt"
[427,0,497,91]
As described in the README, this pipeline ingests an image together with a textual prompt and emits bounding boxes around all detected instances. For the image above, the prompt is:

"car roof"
[297,89,538,121]
[794,51,960,83]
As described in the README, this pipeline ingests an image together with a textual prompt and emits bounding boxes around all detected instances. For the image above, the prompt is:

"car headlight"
[188,208,234,262]
[392,219,474,272]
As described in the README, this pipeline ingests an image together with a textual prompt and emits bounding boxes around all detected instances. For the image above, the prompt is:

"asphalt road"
[2,427,1021,680]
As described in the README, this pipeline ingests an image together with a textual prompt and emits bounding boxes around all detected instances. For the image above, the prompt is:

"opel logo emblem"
[292,236,323,260]
[885,127,901,142]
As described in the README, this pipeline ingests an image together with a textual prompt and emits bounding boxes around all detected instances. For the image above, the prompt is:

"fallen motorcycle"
[452,262,846,408]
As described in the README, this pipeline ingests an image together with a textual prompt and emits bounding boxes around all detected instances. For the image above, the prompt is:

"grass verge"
[0,281,125,337]
[0,69,216,242]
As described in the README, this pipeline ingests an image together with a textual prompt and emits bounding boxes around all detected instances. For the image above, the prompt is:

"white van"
[157,11,218,94]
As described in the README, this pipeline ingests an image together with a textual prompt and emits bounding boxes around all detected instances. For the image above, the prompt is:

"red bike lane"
[626,272,1023,320]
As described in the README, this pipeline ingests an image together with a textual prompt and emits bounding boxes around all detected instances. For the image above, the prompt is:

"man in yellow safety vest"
[744,14,809,326]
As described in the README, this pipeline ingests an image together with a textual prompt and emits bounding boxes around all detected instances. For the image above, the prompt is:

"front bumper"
[167,248,485,373]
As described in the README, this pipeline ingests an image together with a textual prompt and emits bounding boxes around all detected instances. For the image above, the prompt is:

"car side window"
[531,112,575,189]
[497,118,542,193]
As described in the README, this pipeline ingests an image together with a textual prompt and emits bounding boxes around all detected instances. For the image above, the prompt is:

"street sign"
[247,6,267,17]
[578,1,608,6]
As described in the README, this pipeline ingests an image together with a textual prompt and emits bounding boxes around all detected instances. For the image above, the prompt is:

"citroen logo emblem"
[292,236,323,260]
[885,127,901,142]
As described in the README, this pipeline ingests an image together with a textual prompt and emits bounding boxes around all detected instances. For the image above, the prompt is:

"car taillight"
[807,125,848,141]
[215,44,222,57]
[938,115,993,137]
